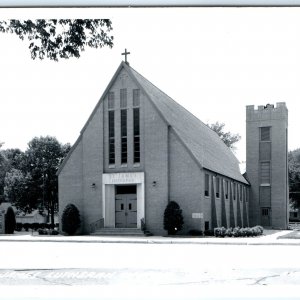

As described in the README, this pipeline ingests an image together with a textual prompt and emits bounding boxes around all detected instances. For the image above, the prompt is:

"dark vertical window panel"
[133,107,140,163]
[121,109,127,164]
[225,180,228,199]
[133,89,140,107]
[204,174,209,197]
[108,92,114,110]
[216,177,220,198]
[233,182,236,200]
[120,89,127,108]
[108,110,115,165]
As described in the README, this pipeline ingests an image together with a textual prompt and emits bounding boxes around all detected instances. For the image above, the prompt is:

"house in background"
[57,58,288,235]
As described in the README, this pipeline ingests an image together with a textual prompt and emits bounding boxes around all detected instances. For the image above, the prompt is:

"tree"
[289,148,300,209]
[163,201,184,235]
[207,122,241,150]
[5,206,16,234]
[61,203,81,235]
[0,19,113,61]
[3,136,70,225]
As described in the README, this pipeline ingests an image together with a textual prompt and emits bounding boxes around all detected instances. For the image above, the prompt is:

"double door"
[115,194,137,228]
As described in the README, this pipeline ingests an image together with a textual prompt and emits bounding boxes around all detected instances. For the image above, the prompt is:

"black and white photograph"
[0,4,300,300]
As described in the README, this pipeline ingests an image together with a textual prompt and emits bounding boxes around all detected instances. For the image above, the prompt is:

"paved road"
[0,241,300,299]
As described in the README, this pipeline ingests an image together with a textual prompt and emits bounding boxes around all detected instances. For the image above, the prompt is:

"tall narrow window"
[133,89,140,107]
[225,180,228,199]
[108,92,114,110]
[216,177,220,198]
[108,110,115,165]
[204,174,209,197]
[133,108,140,163]
[233,182,236,200]
[121,109,127,164]
[108,92,115,165]
[120,89,127,108]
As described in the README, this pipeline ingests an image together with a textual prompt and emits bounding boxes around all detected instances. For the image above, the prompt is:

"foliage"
[2,136,70,226]
[0,148,25,203]
[0,19,113,61]
[188,229,203,236]
[5,207,16,234]
[289,149,300,209]
[214,226,263,238]
[163,201,184,235]
[61,203,81,235]
[207,122,241,150]
[38,228,59,235]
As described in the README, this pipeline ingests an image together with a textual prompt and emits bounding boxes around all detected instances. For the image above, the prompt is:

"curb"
[0,236,300,246]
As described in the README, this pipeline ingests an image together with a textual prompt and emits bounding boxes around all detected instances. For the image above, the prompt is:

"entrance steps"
[92,228,145,236]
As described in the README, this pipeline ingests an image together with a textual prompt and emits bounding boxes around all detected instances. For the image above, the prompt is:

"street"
[0,241,300,299]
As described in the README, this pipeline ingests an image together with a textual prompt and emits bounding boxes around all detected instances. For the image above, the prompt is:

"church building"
[57,55,288,235]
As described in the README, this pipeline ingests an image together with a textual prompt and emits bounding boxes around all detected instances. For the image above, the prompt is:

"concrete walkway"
[0,229,298,245]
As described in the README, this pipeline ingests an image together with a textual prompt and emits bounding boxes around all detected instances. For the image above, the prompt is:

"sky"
[0,7,299,171]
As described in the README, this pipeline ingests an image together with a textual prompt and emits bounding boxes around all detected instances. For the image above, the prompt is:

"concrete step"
[92,228,145,236]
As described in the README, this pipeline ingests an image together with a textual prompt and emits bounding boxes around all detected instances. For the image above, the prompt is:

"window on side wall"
[216,177,220,198]
[233,182,236,200]
[225,180,228,199]
[205,174,209,197]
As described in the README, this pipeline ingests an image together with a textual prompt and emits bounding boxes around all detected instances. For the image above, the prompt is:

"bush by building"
[214,226,264,238]
[163,201,184,235]
[5,206,16,234]
[61,203,81,235]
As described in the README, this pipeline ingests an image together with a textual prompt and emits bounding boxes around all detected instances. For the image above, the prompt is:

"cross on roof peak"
[122,48,130,65]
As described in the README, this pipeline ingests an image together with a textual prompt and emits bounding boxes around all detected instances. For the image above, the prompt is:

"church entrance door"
[115,185,137,228]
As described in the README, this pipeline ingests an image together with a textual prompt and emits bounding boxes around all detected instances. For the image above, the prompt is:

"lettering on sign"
[110,173,138,184]
[192,213,203,219]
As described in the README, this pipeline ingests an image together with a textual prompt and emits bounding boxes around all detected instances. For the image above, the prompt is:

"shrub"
[61,203,81,235]
[204,229,214,236]
[15,223,23,231]
[163,201,184,235]
[214,226,264,238]
[214,227,226,237]
[188,229,203,236]
[5,207,16,234]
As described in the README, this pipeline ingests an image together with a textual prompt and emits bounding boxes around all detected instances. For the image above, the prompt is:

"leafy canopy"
[207,121,241,150]
[0,19,113,61]
[2,136,70,225]
[289,148,300,209]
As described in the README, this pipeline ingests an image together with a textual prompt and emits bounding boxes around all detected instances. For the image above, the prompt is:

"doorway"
[261,207,271,227]
[115,185,137,228]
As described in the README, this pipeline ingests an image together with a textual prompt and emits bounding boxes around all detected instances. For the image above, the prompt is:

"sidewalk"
[0,229,299,245]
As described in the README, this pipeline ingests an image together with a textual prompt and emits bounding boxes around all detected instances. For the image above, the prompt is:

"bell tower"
[246,103,288,229]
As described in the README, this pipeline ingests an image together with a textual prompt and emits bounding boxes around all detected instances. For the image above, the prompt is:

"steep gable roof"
[125,64,248,184]
[58,61,248,184]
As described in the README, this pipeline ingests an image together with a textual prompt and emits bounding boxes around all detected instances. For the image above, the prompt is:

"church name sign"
[103,172,144,185]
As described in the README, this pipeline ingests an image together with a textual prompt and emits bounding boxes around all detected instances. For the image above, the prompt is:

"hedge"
[214,226,264,238]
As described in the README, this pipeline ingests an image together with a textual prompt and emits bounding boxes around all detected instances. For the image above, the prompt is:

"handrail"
[90,218,104,233]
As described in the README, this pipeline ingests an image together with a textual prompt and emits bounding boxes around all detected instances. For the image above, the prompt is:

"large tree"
[0,148,26,203]
[207,121,241,150]
[0,19,113,61]
[4,136,70,225]
[289,148,300,209]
